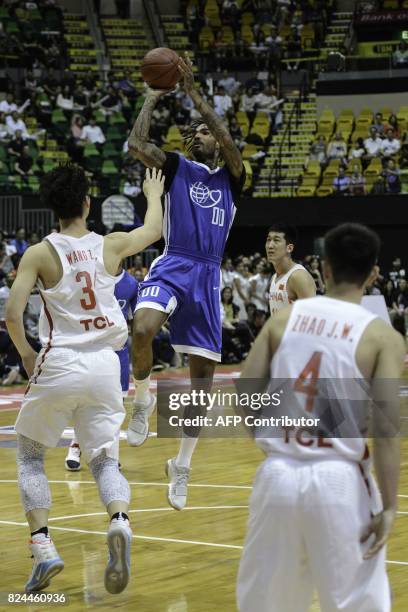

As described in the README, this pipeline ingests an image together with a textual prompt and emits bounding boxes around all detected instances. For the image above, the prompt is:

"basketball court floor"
[0,366,407,612]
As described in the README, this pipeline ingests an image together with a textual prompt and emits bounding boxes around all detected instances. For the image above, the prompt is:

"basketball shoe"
[65,443,81,471]
[165,458,191,511]
[105,515,132,594]
[127,392,156,446]
[25,534,64,593]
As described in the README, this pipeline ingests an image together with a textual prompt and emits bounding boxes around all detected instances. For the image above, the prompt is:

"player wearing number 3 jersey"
[237,223,405,612]
[6,163,163,595]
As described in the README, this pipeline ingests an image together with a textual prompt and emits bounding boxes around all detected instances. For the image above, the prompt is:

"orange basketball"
[141,47,181,90]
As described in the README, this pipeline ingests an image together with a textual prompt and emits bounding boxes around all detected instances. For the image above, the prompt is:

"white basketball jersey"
[257,296,378,463]
[269,263,306,315]
[37,232,128,351]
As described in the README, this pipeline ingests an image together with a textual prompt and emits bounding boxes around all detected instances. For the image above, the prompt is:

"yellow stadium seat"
[243,160,252,189]
[297,186,316,197]
[167,126,182,140]
[301,176,319,187]
[250,125,269,140]
[383,0,399,7]
[242,144,260,158]
[304,161,321,178]
[236,111,250,136]
[241,12,254,25]
[316,186,334,197]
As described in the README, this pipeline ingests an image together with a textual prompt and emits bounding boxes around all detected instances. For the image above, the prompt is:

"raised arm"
[103,167,164,274]
[128,89,167,169]
[178,55,243,179]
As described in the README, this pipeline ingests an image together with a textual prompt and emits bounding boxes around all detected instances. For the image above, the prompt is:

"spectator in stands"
[6,112,29,139]
[0,93,17,116]
[213,86,233,117]
[348,137,366,162]
[0,242,14,275]
[380,128,400,159]
[393,41,408,68]
[389,256,406,287]
[14,145,33,180]
[364,126,383,159]
[229,116,244,148]
[93,86,121,116]
[382,159,401,194]
[286,27,302,71]
[218,71,240,96]
[221,257,236,288]
[309,135,327,165]
[7,129,25,158]
[384,114,400,138]
[249,261,270,312]
[399,143,408,169]
[10,228,28,257]
[81,117,106,145]
[172,98,190,127]
[72,84,88,114]
[56,85,74,113]
[240,87,257,119]
[233,261,251,320]
[0,113,8,141]
[152,101,171,132]
[371,112,385,136]
[42,68,59,104]
[349,163,365,196]
[212,30,229,72]
[333,165,350,195]
[23,71,39,97]
[395,278,408,331]
[327,132,347,162]
[28,231,40,247]
[250,32,269,69]
[123,172,142,197]
[265,26,282,69]
[118,70,137,102]
[308,257,325,294]
[383,279,398,311]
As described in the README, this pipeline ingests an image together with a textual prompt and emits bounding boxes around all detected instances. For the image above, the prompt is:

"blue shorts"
[135,249,222,362]
[116,346,130,395]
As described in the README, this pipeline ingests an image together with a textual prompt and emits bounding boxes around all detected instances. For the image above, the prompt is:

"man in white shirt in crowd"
[240,87,258,113]
[218,71,240,96]
[213,86,233,117]
[380,128,400,159]
[0,93,17,115]
[364,126,383,159]
[6,112,30,139]
[81,118,106,145]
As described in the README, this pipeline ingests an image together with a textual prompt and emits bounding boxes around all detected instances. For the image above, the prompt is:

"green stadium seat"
[102,160,119,175]
[109,112,126,126]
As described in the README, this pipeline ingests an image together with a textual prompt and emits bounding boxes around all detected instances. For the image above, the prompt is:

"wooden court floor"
[0,367,407,612]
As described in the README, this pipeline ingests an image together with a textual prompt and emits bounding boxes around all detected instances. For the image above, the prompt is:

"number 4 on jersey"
[294,351,322,412]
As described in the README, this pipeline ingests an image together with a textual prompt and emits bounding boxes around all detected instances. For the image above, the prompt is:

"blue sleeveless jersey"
[163,155,237,260]
[114,270,138,392]
[115,270,139,320]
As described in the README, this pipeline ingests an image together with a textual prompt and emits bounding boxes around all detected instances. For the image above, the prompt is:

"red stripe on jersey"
[31,294,54,385]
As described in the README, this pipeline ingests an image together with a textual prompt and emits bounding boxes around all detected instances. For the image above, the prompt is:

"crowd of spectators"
[186,0,333,72]
[307,110,408,196]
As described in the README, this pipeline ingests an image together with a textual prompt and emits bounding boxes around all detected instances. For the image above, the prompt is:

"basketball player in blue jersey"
[127,54,244,510]
[65,268,139,471]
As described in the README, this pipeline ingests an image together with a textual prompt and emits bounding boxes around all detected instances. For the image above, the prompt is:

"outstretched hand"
[177,53,195,95]
[143,167,165,199]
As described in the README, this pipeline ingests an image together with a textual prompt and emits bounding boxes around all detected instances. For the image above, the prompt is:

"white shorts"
[15,347,124,463]
[237,455,391,612]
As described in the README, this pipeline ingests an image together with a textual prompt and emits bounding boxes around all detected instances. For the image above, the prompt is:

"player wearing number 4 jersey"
[128,54,244,510]
[237,223,405,612]
[6,163,163,594]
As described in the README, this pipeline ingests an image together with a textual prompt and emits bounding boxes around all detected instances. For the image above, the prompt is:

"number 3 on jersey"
[294,351,322,412]
[76,271,96,310]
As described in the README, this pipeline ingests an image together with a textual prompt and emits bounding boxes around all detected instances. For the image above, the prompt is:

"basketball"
[141,47,181,90]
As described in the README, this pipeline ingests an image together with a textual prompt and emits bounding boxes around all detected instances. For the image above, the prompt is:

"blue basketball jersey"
[163,154,238,259]
[114,270,139,319]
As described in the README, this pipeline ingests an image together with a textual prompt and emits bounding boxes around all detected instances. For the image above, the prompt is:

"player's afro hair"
[40,162,89,220]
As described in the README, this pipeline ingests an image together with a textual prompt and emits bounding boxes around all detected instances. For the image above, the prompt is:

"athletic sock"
[111,512,129,522]
[133,375,151,405]
[176,436,198,468]
[31,526,48,538]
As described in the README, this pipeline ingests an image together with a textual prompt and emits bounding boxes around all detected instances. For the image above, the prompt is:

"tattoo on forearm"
[129,96,157,144]
[128,96,166,168]
[191,91,242,176]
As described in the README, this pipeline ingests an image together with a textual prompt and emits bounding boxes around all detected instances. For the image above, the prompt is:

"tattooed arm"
[128,89,167,169]
[178,55,243,179]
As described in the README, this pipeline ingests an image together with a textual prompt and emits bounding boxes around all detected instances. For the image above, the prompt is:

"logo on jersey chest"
[189,181,222,208]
